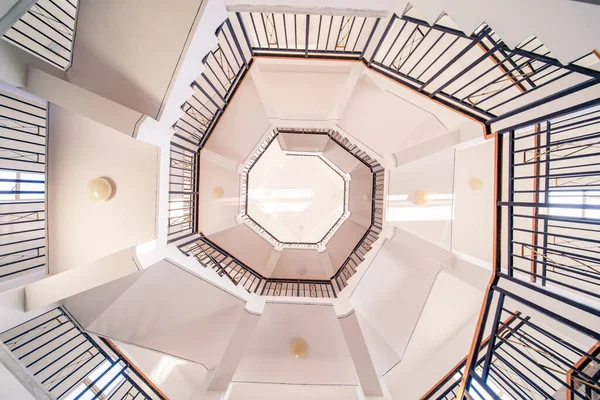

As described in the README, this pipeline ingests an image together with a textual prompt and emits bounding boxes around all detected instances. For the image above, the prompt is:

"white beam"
[391,228,489,291]
[0,0,36,36]
[330,63,365,121]
[208,299,264,391]
[24,247,140,311]
[26,67,145,137]
[337,308,383,397]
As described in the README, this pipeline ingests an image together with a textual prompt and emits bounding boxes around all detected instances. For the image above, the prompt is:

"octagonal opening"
[246,138,346,244]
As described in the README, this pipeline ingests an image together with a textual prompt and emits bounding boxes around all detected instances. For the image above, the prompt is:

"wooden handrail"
[102,338,170,400]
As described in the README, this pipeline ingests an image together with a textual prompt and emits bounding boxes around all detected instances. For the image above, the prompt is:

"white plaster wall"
[229,382,359,400]
[340,73,448,158]
[326,220,368,270]
[80,260,246,370]
[452,140,495,263]
[259,62,351,121]
[66,0,208,118]
[208,225,274,276]
[349,240,439,374]
[388,148,455,250]
[117,341,207,400]
[233,303,358,386]
[271,249,334,280]
[0,41,26,87]
[0,361,34,400]
[205,73,271,163]
[277,133,329,152]
[348,164,373,229]
[199,154,240,235]
[323,138,364,174]
[25,247,139,311]
[383,271,482,400]
[47,105,158,273]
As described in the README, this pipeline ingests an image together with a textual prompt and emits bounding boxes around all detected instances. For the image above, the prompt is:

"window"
[548,190,600,219]
[0,171,44,201]
[64,361,125,400]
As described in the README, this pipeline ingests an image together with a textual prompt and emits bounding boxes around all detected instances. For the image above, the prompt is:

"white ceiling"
[233,302,359,385]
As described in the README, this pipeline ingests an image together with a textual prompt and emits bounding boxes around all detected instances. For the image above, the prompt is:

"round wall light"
[468,178,483,191]
[408,190,429,205]
[87,177,113,202]
[212,186,225,199]
[289,338,307,359]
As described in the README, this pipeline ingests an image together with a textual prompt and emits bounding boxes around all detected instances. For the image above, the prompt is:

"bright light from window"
[63,361,125,400]
[259,202,311,214]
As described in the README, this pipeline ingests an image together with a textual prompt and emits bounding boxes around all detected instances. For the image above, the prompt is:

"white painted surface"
[258,59,352,121]
[234,302,359,386]
[348,164,372,229]
[199,153,241,235]
[66,0,207,118]
[0,355,35,400]
[228,382,359,400]
[326,220,368,270]
[348,240,439,374]
[248,142,344,242]
[117,340,207,400]
[205,73,271,163]
[452,139,495,263]
[383,271,483,400]
[25,247,139,311]
[208,225,274,275]
[387,148,455,250]
[156,0,228,127]
[209,309,261,390]
[0,40,26,87]
[338,311,382,397]
[340,72,449,157]
[47,105,158,273]
[270,249,334,280]
[71,259,246,369]
[27,68,143,136]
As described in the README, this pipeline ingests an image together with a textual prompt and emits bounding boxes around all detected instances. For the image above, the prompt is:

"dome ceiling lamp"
[289,338,308,359]
[87,177,114,202]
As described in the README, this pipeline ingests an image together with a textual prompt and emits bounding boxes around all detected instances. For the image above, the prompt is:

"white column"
[336,302,383,398]
[208,297,264,391]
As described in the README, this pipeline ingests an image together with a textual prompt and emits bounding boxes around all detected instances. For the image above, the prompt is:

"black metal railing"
[173,19,252,149]
[421,312,525,400]
[2,0,78,70]
[458,100,600,399]
[0,90,47,282]
[501,100,600,301]
[367,13,600,132]
[167,140,199,244]
[236,11,381,59]
[1,308,165,399]
[462,285,600,400]
[181,233,263,292]
[239,128,351,250]
[178,233,338,298]
[328,130,384,291]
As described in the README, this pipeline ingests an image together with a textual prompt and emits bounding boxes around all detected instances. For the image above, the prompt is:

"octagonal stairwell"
[2,2,600,399]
